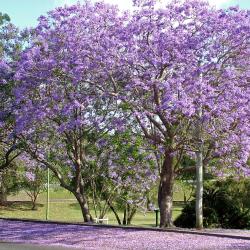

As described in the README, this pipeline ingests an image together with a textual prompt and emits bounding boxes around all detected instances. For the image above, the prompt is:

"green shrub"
[174,180,250,229]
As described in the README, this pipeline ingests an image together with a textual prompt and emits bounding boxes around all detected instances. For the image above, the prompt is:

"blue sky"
[0,0,249,29]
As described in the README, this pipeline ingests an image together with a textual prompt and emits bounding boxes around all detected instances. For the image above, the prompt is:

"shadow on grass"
[68,203,80,210]
[173,201,189,207]
[0,201,44,212]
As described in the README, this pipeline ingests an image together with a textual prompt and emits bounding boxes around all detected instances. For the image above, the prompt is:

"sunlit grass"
[0,201,183,227]
[1,187,188,226]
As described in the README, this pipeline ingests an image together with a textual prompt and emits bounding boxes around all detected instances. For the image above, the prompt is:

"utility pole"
[195,110,203,229]
[195,70,203,229]
[46,167,50,220]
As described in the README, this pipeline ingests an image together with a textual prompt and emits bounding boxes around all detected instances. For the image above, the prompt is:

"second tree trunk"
[158,150,175,227]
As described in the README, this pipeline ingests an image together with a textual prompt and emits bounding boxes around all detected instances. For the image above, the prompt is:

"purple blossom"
[1,220,250,250]
[25,172,36,182]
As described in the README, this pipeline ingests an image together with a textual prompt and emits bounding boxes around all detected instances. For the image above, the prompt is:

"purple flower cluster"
[1,0,249,224]
[11,0,249,178]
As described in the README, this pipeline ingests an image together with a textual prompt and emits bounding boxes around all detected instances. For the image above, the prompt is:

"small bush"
[174,181,250,229]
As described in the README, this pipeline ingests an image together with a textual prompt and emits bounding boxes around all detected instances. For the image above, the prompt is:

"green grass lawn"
[1,184,189,227]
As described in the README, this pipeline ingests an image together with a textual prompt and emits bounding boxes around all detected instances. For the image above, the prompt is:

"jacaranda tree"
[0,13,26,172]
[13,2,131,222]
[0,14,31,202]
[114,0,250,227]
[12,0,250,227]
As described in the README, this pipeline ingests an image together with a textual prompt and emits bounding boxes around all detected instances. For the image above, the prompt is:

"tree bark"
[0,187,7,204]
[127,206,136,225]
[123,204,127,225]
[31,200,36,210]
[108,201,121,225]
[75,192,93,222]
[158,150,175,228]
[122,204,136,225]
[0,172,7,204]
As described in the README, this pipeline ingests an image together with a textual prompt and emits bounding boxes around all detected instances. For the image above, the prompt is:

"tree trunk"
[75,192,93,222]
[184,193,187,204]
[122,204,136,225]
[108,201,121,225]
[31,194,38,210]
[31,200,36,210]
[0,172,7,205]
[158,150,175,228]
[123,204,127,225]
[0,187,7,204]
[127,206,136,225]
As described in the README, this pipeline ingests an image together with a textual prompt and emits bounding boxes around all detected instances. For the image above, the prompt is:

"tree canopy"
[0,0,249,227]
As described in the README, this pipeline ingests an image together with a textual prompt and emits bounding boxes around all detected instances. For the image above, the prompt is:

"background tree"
[0,163,20,204]
[0,13,29,203]
[0,13,31,172]
[19,155,47,210]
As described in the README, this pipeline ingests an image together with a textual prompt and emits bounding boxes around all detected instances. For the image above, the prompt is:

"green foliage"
[214,178,250,210]
[0,12,10,25]
[0,166,21,196]
[174,179,250,229]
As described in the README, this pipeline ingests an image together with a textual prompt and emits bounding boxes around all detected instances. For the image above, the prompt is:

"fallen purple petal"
[0,220,250,250]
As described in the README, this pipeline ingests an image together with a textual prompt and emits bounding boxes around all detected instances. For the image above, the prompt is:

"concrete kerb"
[0,217,249,241]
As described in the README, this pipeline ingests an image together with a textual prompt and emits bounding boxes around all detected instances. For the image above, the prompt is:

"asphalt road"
[0,243,75,250]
